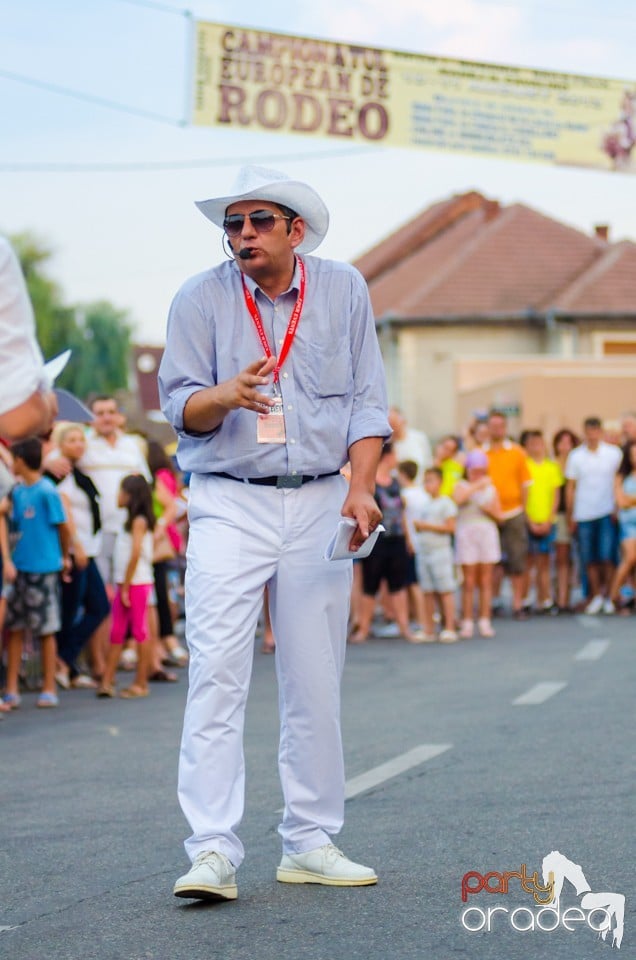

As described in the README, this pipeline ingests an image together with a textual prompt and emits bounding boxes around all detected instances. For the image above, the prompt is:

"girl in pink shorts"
[97,475,155,699]
[453,450,502,639]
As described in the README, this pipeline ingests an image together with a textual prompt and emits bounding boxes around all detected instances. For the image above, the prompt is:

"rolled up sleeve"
[158,285,217,436]
[346,268,391,450]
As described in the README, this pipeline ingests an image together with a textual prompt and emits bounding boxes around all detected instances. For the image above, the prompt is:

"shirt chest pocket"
[304,335,353,399]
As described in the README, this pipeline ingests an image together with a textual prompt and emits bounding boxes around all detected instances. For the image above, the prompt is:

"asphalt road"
[1,611,634,960]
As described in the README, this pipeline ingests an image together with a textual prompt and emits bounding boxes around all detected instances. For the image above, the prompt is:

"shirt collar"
[240,255,301,301]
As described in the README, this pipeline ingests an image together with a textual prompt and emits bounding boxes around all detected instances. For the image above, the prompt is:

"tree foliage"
[9,232,135,400]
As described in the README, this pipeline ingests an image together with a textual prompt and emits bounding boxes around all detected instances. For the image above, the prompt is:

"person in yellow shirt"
[486,411,533,619]
[434,435,465,497]
[523,430,563,611]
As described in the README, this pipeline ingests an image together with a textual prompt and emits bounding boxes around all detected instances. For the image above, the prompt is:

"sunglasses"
[223,210,293,237]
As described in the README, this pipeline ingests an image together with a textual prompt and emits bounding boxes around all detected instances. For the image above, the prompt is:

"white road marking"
[512,682,567,705]
[345,744,452,799]
[575,639,611,661]
[276,743,452,812]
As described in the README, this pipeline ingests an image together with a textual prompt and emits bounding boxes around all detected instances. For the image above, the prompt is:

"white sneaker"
[439,629,459,643]
[585,595,604,615]
[477,618,495,638]
[277,844,377,886]
[603,598,615,615]
[173,850,238,901]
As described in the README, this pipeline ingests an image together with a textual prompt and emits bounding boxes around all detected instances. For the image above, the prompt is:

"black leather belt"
[216,470,340,489]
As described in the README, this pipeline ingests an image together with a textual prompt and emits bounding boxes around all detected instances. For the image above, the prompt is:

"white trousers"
[179,472,353,867]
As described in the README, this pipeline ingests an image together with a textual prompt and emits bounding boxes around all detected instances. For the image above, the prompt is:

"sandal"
[148,669,178,683]
[37,692,59,708]
[55,670,71,690]
[2,693,22,709]
[119,686,149,699]
[96,685,116,698]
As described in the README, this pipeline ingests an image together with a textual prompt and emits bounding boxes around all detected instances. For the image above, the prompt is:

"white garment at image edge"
[0,236,47,415]
[565,442,622,521]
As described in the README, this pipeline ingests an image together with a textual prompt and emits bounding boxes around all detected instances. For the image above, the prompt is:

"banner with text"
[192,21,636,174]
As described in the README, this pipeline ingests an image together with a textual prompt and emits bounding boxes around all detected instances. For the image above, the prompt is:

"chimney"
[483,199,500,222]
[594,224,609,241]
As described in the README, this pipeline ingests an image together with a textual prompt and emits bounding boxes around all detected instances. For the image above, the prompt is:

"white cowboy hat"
[195,165,329,253]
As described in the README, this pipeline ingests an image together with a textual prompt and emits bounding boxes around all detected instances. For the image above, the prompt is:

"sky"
[1,0,636,346]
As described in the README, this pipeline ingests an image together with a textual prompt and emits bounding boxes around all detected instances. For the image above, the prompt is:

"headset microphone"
[238,248,252,260]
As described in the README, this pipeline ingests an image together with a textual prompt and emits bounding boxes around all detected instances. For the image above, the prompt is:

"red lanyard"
[241,256,306,385]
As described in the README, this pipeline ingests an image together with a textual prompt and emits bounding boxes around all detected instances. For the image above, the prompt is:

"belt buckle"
[276,475,303,489]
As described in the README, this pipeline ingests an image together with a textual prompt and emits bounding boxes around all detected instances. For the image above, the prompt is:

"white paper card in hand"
[43,349,72,386]
[324,517,385,561]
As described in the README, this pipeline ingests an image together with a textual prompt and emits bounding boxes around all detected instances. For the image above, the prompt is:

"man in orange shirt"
[486,410,532,619]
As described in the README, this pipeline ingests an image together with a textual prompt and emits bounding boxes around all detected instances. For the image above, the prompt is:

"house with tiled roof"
[355,192,636,439]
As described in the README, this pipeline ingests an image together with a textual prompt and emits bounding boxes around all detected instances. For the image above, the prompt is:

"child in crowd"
[413,466,458,642]
[3,437,70,709]
[350,443,425,644]
[97,474,155,699]
[397,459,429,633]
[453,450,502,639]
[523,430,562,612]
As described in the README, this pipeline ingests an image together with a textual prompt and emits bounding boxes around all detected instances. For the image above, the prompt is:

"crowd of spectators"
[0,395,189,714]
[350,407,636,643]
[3,397,636,712]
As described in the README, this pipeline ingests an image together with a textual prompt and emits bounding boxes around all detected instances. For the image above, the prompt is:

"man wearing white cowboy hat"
[159,165,390,900]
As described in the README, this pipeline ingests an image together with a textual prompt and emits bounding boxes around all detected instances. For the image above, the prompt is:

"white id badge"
[257,399,286,444]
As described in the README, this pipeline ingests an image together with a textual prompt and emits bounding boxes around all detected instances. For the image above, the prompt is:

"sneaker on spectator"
[477,618,495,638]
[165,644,188,666]
[459,619,474,639]
[70,674,98,689]
[585,595,604,615]
[439,629,459,643]
[602,598,615,615]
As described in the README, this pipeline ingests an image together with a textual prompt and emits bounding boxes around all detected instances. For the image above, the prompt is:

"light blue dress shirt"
[159,255,390,477]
